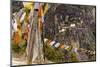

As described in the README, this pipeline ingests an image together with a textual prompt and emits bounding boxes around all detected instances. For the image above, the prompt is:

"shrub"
[44,43,79,63]
[44,45,65,63]
[12,39,27,56]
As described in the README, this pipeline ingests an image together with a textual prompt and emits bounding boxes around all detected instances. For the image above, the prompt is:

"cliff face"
[44,4,96,58]
[11,1,96,63]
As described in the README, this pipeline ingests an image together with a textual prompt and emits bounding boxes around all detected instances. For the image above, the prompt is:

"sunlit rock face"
[44,4,96,51]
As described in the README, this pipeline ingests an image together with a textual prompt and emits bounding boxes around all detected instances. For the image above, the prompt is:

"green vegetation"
[12,39,27,56]
[44,43,79,63]
[44,45,65,63]
[70,52,79,62]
